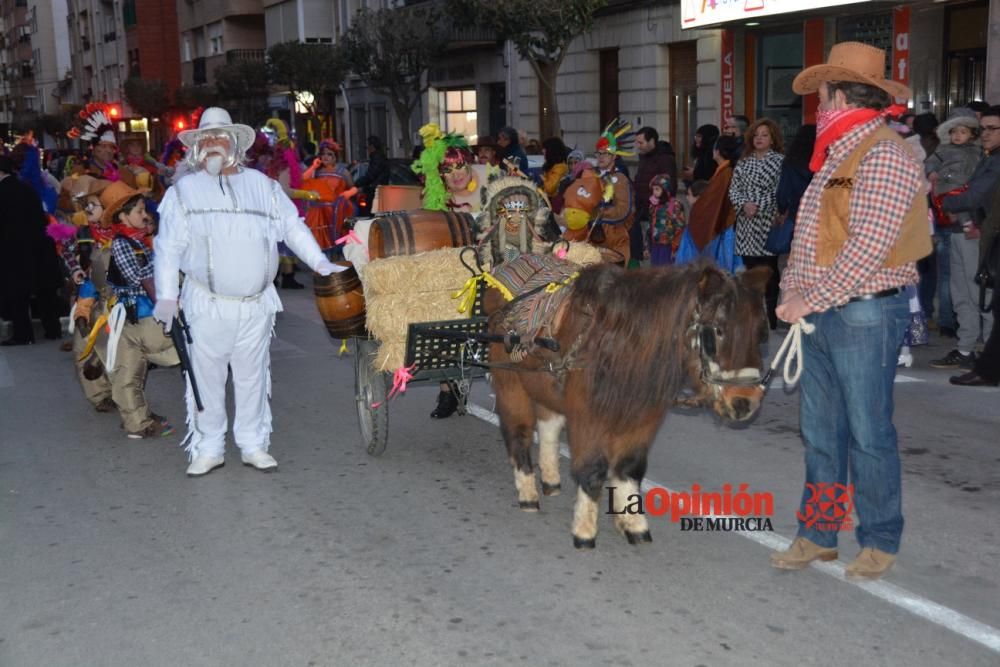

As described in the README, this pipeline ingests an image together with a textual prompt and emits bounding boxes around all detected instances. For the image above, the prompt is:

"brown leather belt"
[846,287,902,303]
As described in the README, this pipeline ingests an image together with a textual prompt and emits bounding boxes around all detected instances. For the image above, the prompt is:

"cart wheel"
[354,338,389,456]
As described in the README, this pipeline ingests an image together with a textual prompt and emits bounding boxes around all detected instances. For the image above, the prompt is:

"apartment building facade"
[177,0,266,88]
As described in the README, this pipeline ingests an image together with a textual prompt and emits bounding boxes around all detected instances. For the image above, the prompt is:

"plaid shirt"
[110,235,154,301]
[781,116,921,312]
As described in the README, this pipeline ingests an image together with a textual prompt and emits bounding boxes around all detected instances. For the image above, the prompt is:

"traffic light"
[108,103,121,119]
[175,118,186,130]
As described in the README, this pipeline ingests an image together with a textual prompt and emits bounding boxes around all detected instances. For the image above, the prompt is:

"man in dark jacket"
[354,135,390,207]
[0,155,63,344]
[632,127,678,266]
[934,106,1000,370]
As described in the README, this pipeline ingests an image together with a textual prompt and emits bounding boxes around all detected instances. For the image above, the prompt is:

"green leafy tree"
[124,77,170,119]
[342,5,451,153]
[451,0,607,138]
[174,84,218,110]
[213,59,270,127]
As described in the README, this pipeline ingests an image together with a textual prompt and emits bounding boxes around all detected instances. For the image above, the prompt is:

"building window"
[208,22,223,56]
[437,88,477,144]
[598,48,619,131]
[128,49,139,77]
[123,0,137,29]
[181,33,192,62]
[24,95,36,110]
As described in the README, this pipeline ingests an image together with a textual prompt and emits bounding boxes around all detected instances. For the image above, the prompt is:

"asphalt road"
[1,280,998,667]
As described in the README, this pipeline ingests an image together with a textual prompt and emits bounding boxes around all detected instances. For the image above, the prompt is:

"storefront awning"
[680,0,877,30]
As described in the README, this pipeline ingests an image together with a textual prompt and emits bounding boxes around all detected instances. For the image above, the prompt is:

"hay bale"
[362,247,473,298]
[564,242,602,266]
[362,248,474,371]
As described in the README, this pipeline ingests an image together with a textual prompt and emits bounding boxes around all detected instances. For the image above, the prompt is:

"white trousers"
[183,309,275,459]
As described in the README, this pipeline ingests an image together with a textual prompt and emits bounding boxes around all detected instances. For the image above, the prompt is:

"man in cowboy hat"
[153,107,344,477]
[772,43,932,580]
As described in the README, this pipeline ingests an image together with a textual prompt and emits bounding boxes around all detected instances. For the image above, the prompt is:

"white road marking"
[0,354,13,388]
[465,401,1000,654]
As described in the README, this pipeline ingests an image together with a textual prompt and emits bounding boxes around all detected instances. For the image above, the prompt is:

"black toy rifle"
[170,310,204,411]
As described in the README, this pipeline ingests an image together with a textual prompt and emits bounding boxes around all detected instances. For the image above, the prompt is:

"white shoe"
[241,449,278,471]
[186,455,225,477]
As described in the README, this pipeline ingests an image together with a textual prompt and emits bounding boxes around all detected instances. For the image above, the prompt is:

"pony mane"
[570,260,731,434]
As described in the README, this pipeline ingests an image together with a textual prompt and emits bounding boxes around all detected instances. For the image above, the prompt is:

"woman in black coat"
[0,156,63,344]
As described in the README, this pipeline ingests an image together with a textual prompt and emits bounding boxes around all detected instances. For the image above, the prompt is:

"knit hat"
[936,108,980,142]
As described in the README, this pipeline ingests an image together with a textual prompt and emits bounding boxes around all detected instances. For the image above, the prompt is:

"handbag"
[975,230,1000,313]
[765,218,794,254]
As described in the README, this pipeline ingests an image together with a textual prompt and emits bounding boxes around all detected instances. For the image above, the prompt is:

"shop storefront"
[682,0,994,137]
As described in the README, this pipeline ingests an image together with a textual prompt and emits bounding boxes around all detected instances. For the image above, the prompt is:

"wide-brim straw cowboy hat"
[177,106,256,155]
[792,42,912,100]
[100,180,150,227]
[60,174,111,199]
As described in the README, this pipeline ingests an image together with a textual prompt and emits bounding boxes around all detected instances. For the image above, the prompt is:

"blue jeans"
[935,232,955,329]
[796,293,910,553]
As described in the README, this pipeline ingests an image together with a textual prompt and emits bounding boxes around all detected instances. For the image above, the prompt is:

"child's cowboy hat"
[177,107,256,155]
[792,42,911,100]
[100,180,149,227]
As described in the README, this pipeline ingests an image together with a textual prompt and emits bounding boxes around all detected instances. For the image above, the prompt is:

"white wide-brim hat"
[936,108,980,142]
[178,107,256,155]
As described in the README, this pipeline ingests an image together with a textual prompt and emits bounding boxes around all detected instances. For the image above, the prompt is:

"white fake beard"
[204,154,225,176]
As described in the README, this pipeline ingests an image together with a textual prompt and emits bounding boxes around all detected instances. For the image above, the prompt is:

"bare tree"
[342,5,451,154]
[267,42,348,142]
[451,0,607,138]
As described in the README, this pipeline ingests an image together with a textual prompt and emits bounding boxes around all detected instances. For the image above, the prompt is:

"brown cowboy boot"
[770,537,838,570]
[845,547,895,580]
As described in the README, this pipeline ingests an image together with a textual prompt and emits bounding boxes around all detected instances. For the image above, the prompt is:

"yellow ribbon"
[544,272,580,294]
[452,274,515,314]
[452,276,483,314]
[338,339,348,356]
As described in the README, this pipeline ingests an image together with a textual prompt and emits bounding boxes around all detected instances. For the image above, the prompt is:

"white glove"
[315,259,348,276]
[153,299,178,332]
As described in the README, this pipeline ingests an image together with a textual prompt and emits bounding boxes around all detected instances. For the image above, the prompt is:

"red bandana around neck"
[809,104,907,173]
[117,223,152,248]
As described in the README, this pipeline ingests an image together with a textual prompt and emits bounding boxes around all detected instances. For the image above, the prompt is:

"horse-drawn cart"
[352,279,492,457]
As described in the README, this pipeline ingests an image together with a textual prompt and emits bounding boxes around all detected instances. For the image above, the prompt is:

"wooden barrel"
[313,262,367,339]
[368,209,475,260]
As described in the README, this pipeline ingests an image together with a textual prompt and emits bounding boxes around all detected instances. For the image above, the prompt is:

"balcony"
[226,49,264,65]
[81,37,91,51]
[103,31,116,43]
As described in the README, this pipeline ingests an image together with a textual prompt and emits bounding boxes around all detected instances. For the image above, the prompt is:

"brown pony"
[488,260,771,548]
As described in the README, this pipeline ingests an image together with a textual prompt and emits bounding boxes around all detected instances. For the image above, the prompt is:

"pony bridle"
[687,305,771,391]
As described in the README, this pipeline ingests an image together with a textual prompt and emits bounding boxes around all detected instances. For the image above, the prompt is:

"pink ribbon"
[335,230,368,259]
[371,363,417,408]
[555,246,568,259]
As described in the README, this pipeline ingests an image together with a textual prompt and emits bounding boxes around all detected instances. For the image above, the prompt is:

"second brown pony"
[488,260,771,548]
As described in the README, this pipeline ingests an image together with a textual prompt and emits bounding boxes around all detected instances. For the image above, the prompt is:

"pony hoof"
[626,530,653,545]
[542,482,561,496]
[519,500,540,512]
[573,536,596,549]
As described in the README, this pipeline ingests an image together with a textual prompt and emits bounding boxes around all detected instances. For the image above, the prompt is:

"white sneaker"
[186,455,225,477]
[241,449,278,471]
